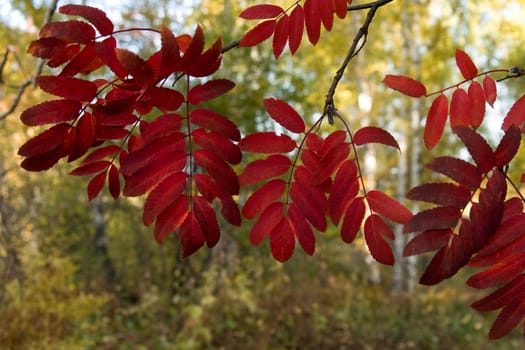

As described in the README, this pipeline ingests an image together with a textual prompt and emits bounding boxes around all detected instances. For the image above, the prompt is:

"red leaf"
[263,97,305,133]
[68,113,96,161]
[154,195,189,243]
[219,195,241,226]
[489,296,525,339]
[141,87,184,112]
[143,172,187,226]
[81,145,120,165]
[60,43,103,76]
[100,112,137,127]
[35,76,97,102]
[449,88,470,127]
[115,48,155,86]
[495,125,521,167]
[288,203,315,255]
[483,76,497,107]
[192,128,242,165]
[95,37,127,80]
[121,135,184,175]
[424,94,448,149]
[69,160,110,176]
[239,155,291,187]
[87,171,106,201]
[364,214,395,265]
[18,123,70,157]
[179,212,206,258]
[304,0,321,45]
[249,201,284,245]
[272,14,290,59]
[39,20,96,44]
[270,218,295,262]
[426,156,482,191]
[452,126,495,173]
[28,38,68,59]
[367,190,412,225]
[47,43,81,68]
[290,181,327,231]
[406,183,471,209]
[288,5,304,55]
[455,49,478,80]
[353,126,400,150]
[194,174,220,202]
[403,206,461,234]
[20,99,81,126]
[190,109,240,141]
[320,0,334,30]
[239,20,276,47]
[239,4,283,19]
[159,25,181,79]
[334,0,348,19]
[329,159,358,225]
[341,197,365,243]
[192,196,221,248]
[467,252,525,289]
[239,132,296,153]
[188,79,235,105]
[403,229,453,257]
[20,148,64,172]
[193,149,239,195]
[59,4,114,36]
[471,274,525,312]
[383,75,427,98]
[320,130,347,158]
[108,164,120,199]
[502,94,525,132]
[181,37,222,78]
[468,81,486,128]
[242,179,286,219]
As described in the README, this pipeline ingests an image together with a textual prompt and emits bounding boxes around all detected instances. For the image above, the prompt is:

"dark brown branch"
[325,0,394,124]
[0,0,58,121]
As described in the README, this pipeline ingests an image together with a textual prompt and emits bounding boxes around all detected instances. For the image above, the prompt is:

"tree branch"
[325,0,395,124]
[0,0,58,122]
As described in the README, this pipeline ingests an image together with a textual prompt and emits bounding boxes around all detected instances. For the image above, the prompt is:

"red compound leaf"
[142,171,188,226]
[383,74,427,98]
[192,196,221,248]
[455,49,478,80]
[250,201,285,246]
[403,206,461,234]
[263,97,305,133]
[467,252,525,290]
[153,195,189,244]
[426,156,482,191]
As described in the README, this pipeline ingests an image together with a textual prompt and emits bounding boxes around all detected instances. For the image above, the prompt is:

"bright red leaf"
[403,229,453,257]
[367,190,412,224]
[383,74,427,98]
[449,88,470,127]
[455,49,478,80]
[502,94,525,131]
[468,81,486,128]
[288,5,304,55]
[87,171,106,201]
[288,203,315,256]
[59,4,114,36]
[239,155,291,187]
[35,75,97,102]
[39,20,96,44]
[239,20,276,47]
[353,126,400,150]
[21,99,81,126]
[304,0,321,45]
[495,125,521,167]
[188,79,235,105]
[483,76,497,107]
[263,97,305,133]
[249,201,284,245]
[190,108,240,141]
[364,214,395,265]
[239,4,283,19]
[272,14,290,58]
[406,183,471,209]
[270,218,295,262]
[341,197,366,244]
[242,179,286,219]
[239,132,296,153]
[453,126,495,173]
[424,94,448,149]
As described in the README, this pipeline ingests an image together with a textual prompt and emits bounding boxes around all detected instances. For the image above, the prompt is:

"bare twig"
[325,0,395,124]
[0,0,59,121]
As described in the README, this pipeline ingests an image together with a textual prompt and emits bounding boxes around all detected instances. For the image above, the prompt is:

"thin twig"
[0,0,59,121]
[325,0,394,124]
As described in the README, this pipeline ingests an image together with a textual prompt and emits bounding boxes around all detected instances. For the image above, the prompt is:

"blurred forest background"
[1,0,525,349]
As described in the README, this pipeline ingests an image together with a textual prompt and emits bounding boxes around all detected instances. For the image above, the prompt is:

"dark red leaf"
[403,229,453,257]
[483,76,497,108]
[95,37,127,80]
[290,181,327,232]
[69,160,110,176]
[192,128,242,165]
[288,203,315,256]
[341,197,366,244]
[27,37,68,59]
[242,179,286,219]
[179,212,206,258]
[468,81,486,128]
[502,94,525,131]
[452,125,495,173]
[249,201,284,245]
[263,97,305,133]
[364,214,395,265]
[87,171,106,201]
[143,171,187,226]
[239,20,276,47]
[47,43,81,67]
[194,149,239,195]
[219,195,241,226]
[18,123,70,157]
[141,87,184,112]
[35,76,97,102]
[188,79,235,105]
[334,0,349,19]
[60,43,103,76]
[490,296,525,339]
[39,20,96,44]
[449,88,470,127]
[192,196,220,248]
[495,125,521,167]
[20,147,64,172]
[367,190,412,224]
[426,156,482,191]
[406,183,471,209]
[21,99,81,126]
[319,130,347,158]
[304,0,321,45]
[239,132,296,153]
[455,49,478,80]
[353,126,400,150]
[158,25,181,79]
[329,159,358,225]
[319,0,334,30]
[154,195,189,243]
[471,274,525,312]
[272,13,290,58]
[270,218,295,262]
[467,252,525,289]
[317,143,350,184]
[68,113,96,161]
[239,155,291,187]
[383,75,427,98]
[239,4,283,19]
[424,94,448,149]
[81,145,120,165]
[108,164,120,199]
[194,174,220,202]
[300,149,321,173]
[403,206,461,233]
[59,4,114,36]
[100,112,137,127]
[115,48,155,86]
[189,108,240,141]
[288,5,304,55]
